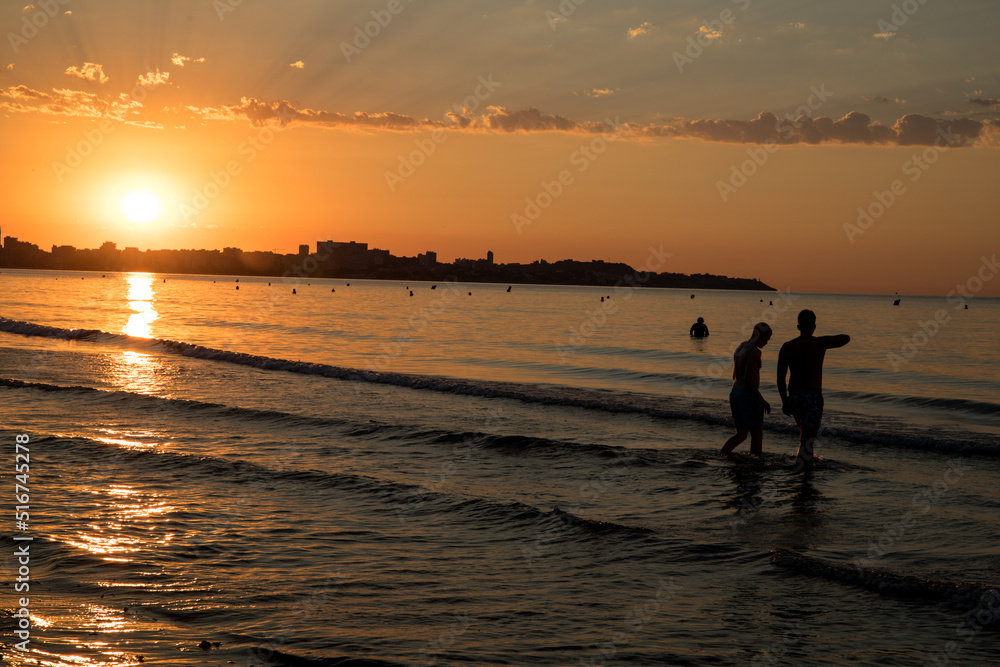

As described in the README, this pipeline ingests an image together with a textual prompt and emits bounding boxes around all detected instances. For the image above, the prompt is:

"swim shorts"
[787,390,824,430]
[730,386,763,430]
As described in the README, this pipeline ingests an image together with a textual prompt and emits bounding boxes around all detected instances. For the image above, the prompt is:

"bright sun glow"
[120,190,162,223]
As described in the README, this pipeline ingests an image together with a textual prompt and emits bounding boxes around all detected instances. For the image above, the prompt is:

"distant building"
[487,250,494,265]
[317,241,372,271]
[1,237,43,267]
[123,247,141,269]
[418,251,437,267]
[298,244,309,256]
[51,245,77,268]
[369,248,391,266]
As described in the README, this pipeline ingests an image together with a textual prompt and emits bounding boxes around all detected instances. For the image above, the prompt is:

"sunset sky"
[1,0,998,295]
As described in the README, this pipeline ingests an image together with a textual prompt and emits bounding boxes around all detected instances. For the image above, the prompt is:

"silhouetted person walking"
[720,322,772,457]
[690,317,709,337]
[777,309,850,469]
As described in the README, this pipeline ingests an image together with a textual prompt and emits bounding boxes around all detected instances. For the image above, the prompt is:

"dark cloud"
[193,97,445,130]
[478,106,614,133]
[636,111,988,147]
[2,86,996,148]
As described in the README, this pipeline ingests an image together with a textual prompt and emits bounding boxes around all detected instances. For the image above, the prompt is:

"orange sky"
[1,0,998,296]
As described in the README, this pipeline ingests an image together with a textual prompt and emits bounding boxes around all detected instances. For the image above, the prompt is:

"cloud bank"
[2,84,998,147]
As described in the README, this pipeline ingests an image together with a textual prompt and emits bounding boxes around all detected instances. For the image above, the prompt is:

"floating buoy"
[893,299,901,306]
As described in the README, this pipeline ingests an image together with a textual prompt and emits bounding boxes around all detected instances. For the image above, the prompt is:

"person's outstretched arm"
[820,334,851,348]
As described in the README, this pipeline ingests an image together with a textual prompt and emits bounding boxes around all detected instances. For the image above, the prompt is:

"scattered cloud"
[627,22,655,39]
[5,64,13,71]
[777,22,806,31]
[583,88,617,98]
[698,25,723,41]
[0,85,142,120]
[289,61,305,69]
[862,95,906,104]
[137,69,170,87]
[873,31,896,39]
[65,62,108,84]
[171,53,205,67]
[970,97,1000,107]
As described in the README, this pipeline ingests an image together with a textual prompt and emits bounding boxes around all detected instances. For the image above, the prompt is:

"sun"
[120,190,162,223]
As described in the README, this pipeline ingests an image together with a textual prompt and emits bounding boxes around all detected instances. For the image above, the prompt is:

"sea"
[0,268,998,666]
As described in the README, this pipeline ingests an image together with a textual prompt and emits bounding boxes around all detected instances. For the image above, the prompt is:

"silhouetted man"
[720,322,772,457]
[777,309,850,468]
[689,317,709,337]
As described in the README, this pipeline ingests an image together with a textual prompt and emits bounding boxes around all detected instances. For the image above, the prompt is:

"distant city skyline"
[0,231,775,290]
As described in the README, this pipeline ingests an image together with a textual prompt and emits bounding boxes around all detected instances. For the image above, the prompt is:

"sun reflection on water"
[123,274,157,339]
[106,350,171,396]
[63,485,176,564]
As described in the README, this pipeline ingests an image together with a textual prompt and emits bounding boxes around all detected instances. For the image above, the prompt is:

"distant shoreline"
[0,237,775,291]
[0,264,775,292]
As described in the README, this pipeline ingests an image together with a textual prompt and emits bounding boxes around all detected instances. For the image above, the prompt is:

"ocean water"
[0,269,998,666]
